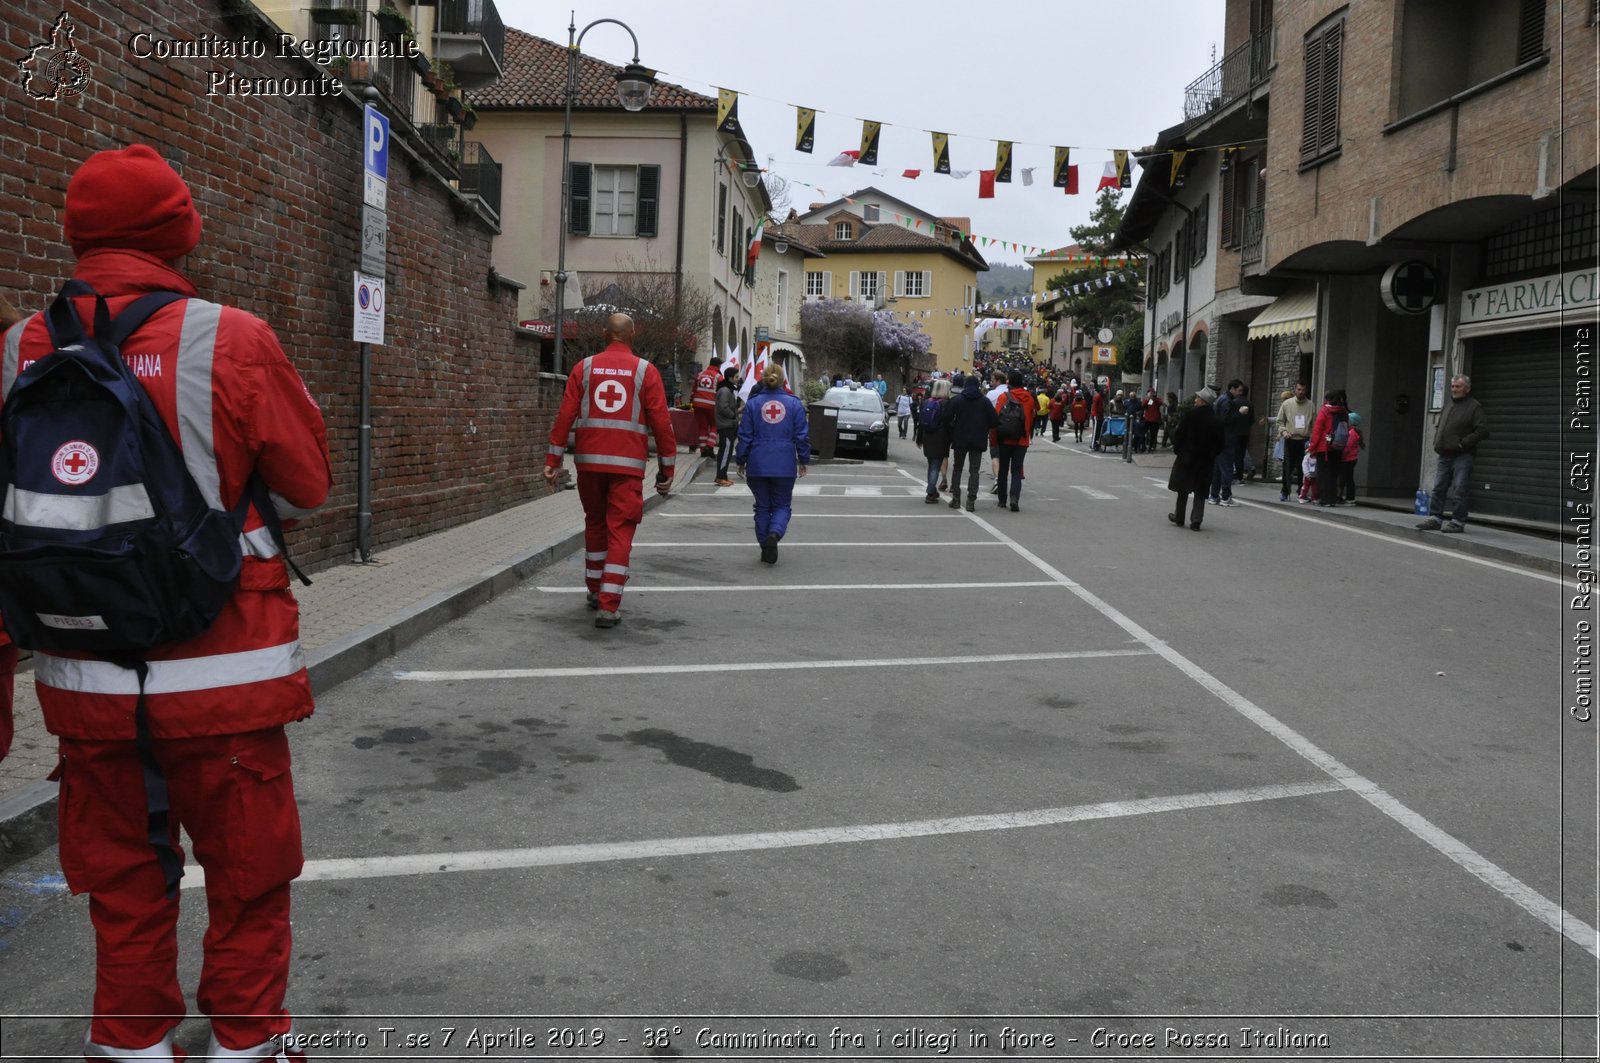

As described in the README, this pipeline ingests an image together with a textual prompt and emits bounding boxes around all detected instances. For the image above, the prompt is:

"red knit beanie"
[64,144,202,260]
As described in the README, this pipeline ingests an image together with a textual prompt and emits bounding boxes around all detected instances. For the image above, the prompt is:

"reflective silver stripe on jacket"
[174,301,224,509]
[35,641,307,695]
[3,484,155,529]
[547,444,566,458]
[268,488,316,521]
[574,418,647,434]
[577,356,595,420]
[240,525,280,559]
[632,358,647,423]
[2,318,25,397]
[582,454,648,472]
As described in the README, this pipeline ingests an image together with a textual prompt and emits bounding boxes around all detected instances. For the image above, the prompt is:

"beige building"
[752,228,825,382]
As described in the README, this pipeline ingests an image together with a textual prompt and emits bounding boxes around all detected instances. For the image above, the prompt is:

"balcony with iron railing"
[458,141,501,222]
[434,0,504,88]
[1240,207,1265,269]
[1184,25,1275,122]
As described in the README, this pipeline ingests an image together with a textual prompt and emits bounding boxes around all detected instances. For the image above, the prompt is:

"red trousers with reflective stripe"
[695,408,717,450]
[577,472,644,613]
[54,728,302,1052]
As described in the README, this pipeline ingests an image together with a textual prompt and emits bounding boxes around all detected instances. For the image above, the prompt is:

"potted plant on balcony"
[374,4,413,37]
[461,104,477,131]
[446,96,465,121]
[411,52,431,77]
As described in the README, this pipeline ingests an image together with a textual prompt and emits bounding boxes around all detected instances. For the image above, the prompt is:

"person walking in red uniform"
[0,145,331,1062]
[544,313,677,628]
[690,354,723,456]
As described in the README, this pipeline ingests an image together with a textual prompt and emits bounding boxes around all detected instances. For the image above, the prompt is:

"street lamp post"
[553,16,656,375]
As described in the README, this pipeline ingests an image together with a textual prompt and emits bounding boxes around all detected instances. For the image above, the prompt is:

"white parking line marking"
[395,647,1154,683]
[1240,499,1565,585]
[180,781,1346,889]
[659,513,963,519]
[965,510,1598,956]
[632,541,1004,548]
[1070,485,1118,500]
[536,581,1059,594]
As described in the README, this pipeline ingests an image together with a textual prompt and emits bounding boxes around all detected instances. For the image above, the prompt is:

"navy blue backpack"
[0,281,251,654]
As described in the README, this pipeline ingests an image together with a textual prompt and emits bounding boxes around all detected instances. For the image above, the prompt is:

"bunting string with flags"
[931,131,951,174]
[716,88,744,138]
[859,120,882,166]
[994,140,1012,184]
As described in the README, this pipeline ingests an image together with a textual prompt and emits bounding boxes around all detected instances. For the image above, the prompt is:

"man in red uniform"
[690,354,723,456]
[544,313,677,628]
[1,145,332,1061]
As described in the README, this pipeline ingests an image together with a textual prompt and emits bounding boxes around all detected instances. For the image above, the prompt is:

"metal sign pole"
[357,341,373,561]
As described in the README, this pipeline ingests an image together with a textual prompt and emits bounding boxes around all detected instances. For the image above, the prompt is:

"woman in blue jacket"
[735,363,811,564]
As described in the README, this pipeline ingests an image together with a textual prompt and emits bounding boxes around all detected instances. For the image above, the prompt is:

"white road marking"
[964,509,1599,956]
[180,781,1346,889]
[632,541,1003,548]
[537,581,1059,594]
[1070,485,1118,500]
[1239,498,1565,585]
[659,513,962,519]
[395,647,1154,683]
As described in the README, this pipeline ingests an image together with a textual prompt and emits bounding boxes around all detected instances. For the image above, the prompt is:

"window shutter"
[716,184,727,252]
[1517,0,1545,64]
[922,271,933,297]
[1196,194,1210,263]
[877,272,887,302]
[824,271,833,298]
[636,164,660,238]
[894,270,906,297]
[849,270,860,300]
[569,162,592,235]
[1220,162,1236,246]
[1300,30,1323,162]
[1317,23,1342,157]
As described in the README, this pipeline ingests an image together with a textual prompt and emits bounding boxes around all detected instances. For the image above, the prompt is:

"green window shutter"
[1220,160,1236,246]
[1317,22,1342,157]
[569,162,592,236]
[636,164,661,238]
[1517,0,1546,64]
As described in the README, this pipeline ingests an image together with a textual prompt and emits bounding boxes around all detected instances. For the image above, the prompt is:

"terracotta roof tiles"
[473,27,715,111]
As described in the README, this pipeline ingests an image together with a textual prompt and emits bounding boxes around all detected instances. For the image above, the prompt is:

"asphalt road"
[1,429,1593,1061]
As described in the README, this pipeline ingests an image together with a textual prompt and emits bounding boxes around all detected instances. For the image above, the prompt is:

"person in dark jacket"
[1209,379,1248,505]
[919,378,953,503]
[1416,375,1490,533]
[995,371,1036,511]
[1169,388,1226,530]
[942,374,1000,511]
[713,366,742,486]
[735,363,811,563]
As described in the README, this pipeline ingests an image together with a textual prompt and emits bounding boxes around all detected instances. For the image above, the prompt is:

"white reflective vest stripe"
[35,642,306,696]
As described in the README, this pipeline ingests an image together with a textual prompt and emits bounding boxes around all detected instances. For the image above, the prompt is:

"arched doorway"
[710,310,723,361]
[1185,331,1208,396]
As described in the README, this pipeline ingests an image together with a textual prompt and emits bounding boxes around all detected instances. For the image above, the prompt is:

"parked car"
[823,384,890,460]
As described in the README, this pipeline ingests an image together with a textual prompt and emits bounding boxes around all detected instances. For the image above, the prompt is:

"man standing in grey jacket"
[1417,375,1490,533]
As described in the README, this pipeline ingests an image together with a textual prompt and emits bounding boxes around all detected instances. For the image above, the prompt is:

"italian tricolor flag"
[746,217,766,267]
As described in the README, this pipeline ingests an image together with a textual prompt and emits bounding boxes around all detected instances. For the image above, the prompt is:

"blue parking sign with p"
[364,104,388,180]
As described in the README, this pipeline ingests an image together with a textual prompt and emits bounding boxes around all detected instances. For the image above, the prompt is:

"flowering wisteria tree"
[800,298,933,384]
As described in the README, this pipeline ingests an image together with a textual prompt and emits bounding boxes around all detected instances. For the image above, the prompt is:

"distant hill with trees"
[979,263,1033,301]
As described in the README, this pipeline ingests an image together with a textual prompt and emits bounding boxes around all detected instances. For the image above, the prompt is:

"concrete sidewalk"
[0,452,709,866]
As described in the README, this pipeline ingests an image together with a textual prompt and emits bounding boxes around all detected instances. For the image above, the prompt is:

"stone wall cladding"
[1265,0,1597,270]
[0,0,555,570]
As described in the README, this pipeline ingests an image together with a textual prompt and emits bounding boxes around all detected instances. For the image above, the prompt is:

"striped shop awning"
[1246,287,1319,339]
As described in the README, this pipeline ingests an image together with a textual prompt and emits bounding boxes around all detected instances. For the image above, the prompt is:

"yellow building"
[785,189,988,377]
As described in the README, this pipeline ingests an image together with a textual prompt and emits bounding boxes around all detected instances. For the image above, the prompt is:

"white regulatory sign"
[353,271,385,345]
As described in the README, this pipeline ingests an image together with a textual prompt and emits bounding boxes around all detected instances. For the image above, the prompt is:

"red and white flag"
[828,150,860,167]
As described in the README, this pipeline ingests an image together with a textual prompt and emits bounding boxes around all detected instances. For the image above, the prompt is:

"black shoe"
[594,610,621,628]
[1189,522,1202,530]
[996,497,1007,508]
[1009,502,1019,512]
[965,499,976,512]
[948,496,961,509]
[586,591,600,609]
[760,533,779,564]
[925,494,940,504]
[1167,512,1181,526]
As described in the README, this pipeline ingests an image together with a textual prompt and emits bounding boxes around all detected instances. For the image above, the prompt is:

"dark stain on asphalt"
[423,765,495,793]
[1039,696,1078,709]
[1107,739,1168,754]
[476,749,524,774]
[772,950,850,982]
[623,729,800,792]
[381,727,432,745]
[476,722,508,735]
[654,873,674,884]
[1506,940,1526,952]
[1105,724,1147,735]
[595,733,625,743]
[513,717,567,731]
[351,736,376,749]
[712,890,730,898]
[1263,884,1338,909]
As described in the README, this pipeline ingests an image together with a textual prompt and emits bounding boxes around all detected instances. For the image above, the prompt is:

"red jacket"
[1308,402,1349,456]
[546,343,677,478]
[1091,392,1104,418]
[690,366,720,411]
[1,250,332,740]
[993,386,1035,447]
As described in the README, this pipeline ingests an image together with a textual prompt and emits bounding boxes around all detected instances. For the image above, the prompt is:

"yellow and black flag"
[716,88,744,138]
[1170,149,1189,187]
[1114,149,1132,188]
[859,120,882,166]
[995,140,1013,183]
[931,131,951,174]
[795,106,816,154]
[1052,147,1073,188]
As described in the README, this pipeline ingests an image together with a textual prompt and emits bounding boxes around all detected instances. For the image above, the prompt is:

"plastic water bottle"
[1414,489,1429,515]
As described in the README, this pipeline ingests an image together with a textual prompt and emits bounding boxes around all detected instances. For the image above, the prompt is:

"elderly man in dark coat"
[1168,387,1227,531]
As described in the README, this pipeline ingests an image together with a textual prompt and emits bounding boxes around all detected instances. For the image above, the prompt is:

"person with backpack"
[942,373,1000,511]
[919,378,953,503]
[0,145,331,1063]
[1307,388,1351,509]
[993,370,1035,511]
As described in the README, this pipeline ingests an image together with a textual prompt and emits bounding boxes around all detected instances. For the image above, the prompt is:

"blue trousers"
[1427,452,1475,524]
[1209,450,1234,501]
[748,476,796,542]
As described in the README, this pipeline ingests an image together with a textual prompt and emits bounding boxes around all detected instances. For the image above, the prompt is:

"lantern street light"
[553,17,656,374]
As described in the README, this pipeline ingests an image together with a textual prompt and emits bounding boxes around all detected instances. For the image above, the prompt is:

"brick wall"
[0,0,561,571]
[1266,0,1597,269]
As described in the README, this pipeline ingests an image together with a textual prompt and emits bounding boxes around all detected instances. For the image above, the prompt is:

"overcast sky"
[494,0,1226,266]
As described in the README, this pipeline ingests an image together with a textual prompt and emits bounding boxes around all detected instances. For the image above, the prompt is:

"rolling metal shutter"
[1467,328,1561,523]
